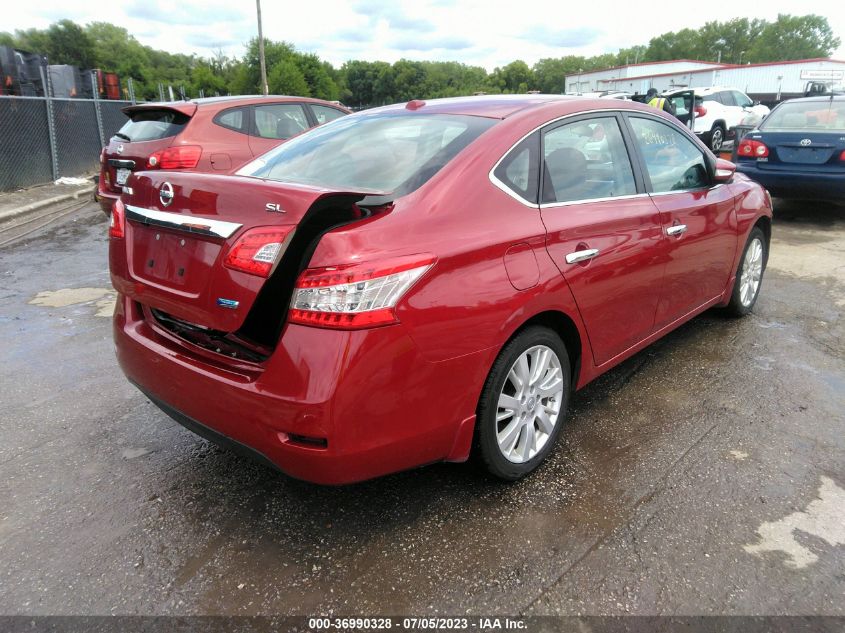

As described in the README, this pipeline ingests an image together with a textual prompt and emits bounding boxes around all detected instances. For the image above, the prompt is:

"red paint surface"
[111,97,772,484]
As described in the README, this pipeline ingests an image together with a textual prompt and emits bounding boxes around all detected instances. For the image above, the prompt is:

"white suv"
[665,87,769,152]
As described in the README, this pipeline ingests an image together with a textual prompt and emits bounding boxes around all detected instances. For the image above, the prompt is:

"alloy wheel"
[495,345,564,464]
[740,237,764,307]
[711,128,724,152]
[710,127,725,152]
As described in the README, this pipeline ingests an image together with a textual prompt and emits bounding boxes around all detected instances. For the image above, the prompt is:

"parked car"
[109,95,772,485]
[665,86,770,152]
[95,95,350,214]
[735,95,845,200]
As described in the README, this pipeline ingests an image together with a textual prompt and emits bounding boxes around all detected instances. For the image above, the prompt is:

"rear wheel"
[475,326,571,480]
[726,227,767,316]
[708,124,725,153]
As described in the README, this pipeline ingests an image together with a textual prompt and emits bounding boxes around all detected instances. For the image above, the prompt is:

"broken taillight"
[223,227,294,277]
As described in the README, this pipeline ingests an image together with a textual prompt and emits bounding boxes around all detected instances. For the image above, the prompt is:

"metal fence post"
[39,65,59,181]
[128,77,136,104]
[91,71,105,147]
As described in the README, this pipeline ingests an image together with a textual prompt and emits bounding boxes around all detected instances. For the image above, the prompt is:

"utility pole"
[256,0,269,95]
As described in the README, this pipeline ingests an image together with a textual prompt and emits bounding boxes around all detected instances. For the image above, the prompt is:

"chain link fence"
[0,95,133,192]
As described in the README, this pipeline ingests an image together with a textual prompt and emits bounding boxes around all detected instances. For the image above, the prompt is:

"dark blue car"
[735,95,845,200]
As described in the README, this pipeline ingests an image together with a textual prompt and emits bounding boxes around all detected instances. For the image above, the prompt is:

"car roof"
[775,94,845,104]
[365,94,584,119]
[666,86,736,96]
[128,95,349,111]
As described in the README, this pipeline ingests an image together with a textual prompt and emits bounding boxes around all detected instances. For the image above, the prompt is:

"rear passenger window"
[629,117,709,192]
[719,91,737,106]
[541,117,636,204]
[493,132,539,203]
[213,107,246,133]
[311,105,346,125]
[254,104,309,140]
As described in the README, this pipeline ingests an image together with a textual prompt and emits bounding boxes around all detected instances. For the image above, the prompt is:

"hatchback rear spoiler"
[121,102,198,117]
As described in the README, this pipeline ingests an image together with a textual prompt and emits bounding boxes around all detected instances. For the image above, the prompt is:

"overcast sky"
[7,0,845,70]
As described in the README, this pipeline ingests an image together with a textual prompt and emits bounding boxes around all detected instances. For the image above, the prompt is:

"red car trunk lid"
[112,172,378,333]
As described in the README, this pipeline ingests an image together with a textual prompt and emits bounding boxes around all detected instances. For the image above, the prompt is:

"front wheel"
[725,227,767,316]
[475,326,571,480]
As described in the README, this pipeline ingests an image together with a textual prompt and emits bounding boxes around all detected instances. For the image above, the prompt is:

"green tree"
[191,62,227,96]
[747,14,840,62]
[533,58,571,93]
[696,18,764,64]
[10,28,51,56]
[267,59,309,96]
[296,52,339,100]
[45,20,96,67]
[645,28,702,61]
[490,60,534,94]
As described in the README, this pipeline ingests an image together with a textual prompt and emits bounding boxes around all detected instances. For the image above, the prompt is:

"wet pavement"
[0,200,843,616]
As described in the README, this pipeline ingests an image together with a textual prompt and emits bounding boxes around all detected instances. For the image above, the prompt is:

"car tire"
[475,326,571,481]
[708,124,726,153]
[725,227,767,317]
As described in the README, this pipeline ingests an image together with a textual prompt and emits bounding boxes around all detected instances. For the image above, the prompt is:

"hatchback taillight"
[288,254,435,329]
[839,150,845,161]
[223,227,294,277]
[147,145,202,169]
[737,139,769,158]
[109,199,125,239]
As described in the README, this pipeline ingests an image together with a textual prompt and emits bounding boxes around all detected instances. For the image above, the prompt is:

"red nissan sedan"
[109,95,772,484]
[96,95,350,215]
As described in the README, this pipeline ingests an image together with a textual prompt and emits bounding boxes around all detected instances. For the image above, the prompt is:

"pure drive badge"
[216,298,240,309]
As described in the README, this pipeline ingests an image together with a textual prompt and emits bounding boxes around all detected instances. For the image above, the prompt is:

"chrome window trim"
[539,193,650,209]
[489,174,538,208]
[124,205,243,239]
[488,108,633,209]
[488,108,722,208]
[649,184,723,197]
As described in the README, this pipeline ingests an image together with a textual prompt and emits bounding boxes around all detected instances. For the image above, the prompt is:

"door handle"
[666,224,687,236]
[565,248,599,264]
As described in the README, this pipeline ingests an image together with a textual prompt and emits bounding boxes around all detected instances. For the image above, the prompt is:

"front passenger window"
[629,117,709,193]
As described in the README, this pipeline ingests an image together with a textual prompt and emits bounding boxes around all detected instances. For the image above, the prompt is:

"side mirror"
[714,158,736,183]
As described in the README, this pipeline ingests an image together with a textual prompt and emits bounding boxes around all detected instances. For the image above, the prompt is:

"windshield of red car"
[241,112,497,196]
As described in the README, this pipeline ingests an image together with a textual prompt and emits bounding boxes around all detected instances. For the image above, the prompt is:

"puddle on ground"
[768,235,845,306]
[29,287,115,318]
[744,476,845,568]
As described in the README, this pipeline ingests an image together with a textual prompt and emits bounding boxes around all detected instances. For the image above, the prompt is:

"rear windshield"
[242,113,497,197]
[761,100,845,131]
[114,109,190,143]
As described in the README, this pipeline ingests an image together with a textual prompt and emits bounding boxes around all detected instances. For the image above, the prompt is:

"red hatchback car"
[96,95,350,214]
[110,95,772,484]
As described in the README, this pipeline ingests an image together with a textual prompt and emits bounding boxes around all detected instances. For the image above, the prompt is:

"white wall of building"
[567,59,845,99]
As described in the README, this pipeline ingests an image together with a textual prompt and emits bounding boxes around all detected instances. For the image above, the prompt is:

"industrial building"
[565,58,845,105]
